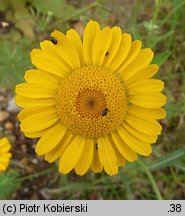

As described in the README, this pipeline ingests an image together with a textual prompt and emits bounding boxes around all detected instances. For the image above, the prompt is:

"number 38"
[169,204,181,212]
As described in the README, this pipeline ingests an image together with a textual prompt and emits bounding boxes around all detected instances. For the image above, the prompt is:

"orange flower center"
[56,66,127,137]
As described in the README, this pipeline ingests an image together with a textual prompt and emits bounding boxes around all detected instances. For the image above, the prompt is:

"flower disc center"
[56,66,127,137]
[75,89,107,119]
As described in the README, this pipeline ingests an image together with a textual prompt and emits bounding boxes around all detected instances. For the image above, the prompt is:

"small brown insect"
[105,51,109,56]
[95,144,98,150]
[50,37,57,44]
[101,108,109,116]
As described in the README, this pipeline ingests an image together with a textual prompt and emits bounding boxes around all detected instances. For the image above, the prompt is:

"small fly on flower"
[101,108,109,116]
[50,37,57,44]
[95,144,98,150]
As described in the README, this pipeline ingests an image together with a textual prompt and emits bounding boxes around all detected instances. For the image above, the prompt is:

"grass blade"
[149,148,185,171]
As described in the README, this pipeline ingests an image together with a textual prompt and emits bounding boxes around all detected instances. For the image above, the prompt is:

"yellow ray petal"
[102,27,122,67]
[125,112,162,135]
[50,31,81,69]
[24,69,62,86]
[111,130,137,162]
[0,164,6,171]
[116,40,142,73]
[120,48,154,81]
[16,95,56,108]
[127,79,164,95]
[91,142,103,173]
[35,123,67,155]
[83,20,100,65]
[107,135,125,166]
[16,83,57,98]
[0,138,8,147]
[0,138,11,152]
[24,120,59,139]
[75,138,94,175]
[122,122,157,143]
[127,105,166,120]
[31,49,68,77]
[18,106,56,121]
[124,64,159,86]
[0,153,12,163]
[40,40,72,72]
[92,27,112,66]
[45,130,73,163]
[66,29,85,67]
[108,33,131,71]
[20,110,59,133]
[98,136,118,176]
[0,144,11,153]
[128,92,167,108]
[0,152,11,158]
[117,125,152,156]
[24,130,48,138]
[59,135,84,174]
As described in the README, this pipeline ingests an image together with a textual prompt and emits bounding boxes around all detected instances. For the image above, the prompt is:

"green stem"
[138,160,163,200]
[47,2,98,31]
[15,167,55,182]
[131,0,141,38]
[147,0,161,47]
[160,0,185,26]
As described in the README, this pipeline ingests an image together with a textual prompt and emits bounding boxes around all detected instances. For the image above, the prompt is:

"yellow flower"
[0,138,12,172]
[16,20,166,176]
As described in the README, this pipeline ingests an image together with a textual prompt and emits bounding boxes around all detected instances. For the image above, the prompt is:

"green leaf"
[152,30,174,46]
[152,51,171,66]
[0,170,20,198]
[164,100,185,120]
[9,0,35,40]
[0,39,31,90]
[148,148,185,171]
[175,163,185,172]
[31,0,67,18]
[0,0,9,12]
[31,0,81,22]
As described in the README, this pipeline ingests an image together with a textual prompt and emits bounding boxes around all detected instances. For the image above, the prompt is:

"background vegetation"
[0,0,185,199]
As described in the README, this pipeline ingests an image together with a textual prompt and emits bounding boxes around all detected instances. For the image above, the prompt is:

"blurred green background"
[0,0,185,199]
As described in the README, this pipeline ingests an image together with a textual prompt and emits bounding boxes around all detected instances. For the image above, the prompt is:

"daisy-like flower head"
[16,20,166,176]
[0,138,12,172]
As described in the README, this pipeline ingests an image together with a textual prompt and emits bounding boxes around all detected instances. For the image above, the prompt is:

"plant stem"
[131,0,141,38]
[47,2,98,31]
[15,167,55,182]
[138,160,163,200]
[147,0,161,47]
